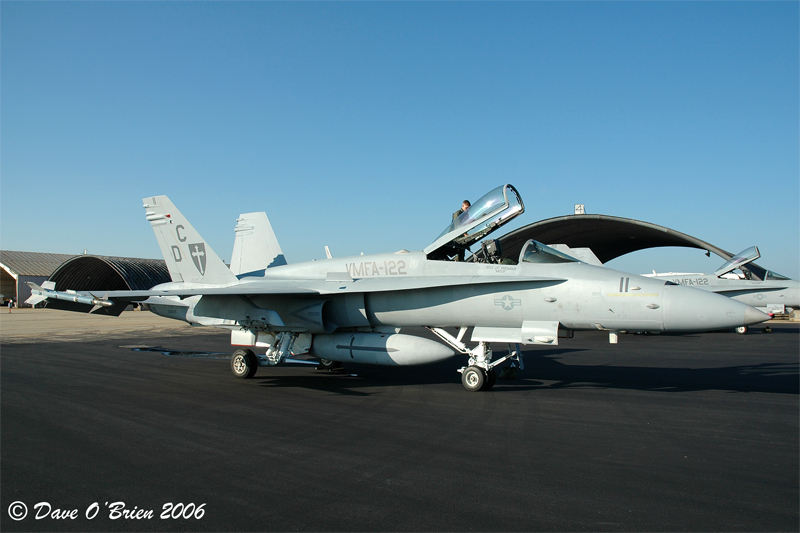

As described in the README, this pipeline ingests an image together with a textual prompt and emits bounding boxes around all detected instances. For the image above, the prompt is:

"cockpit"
[715,246,761,278]
[423,184,583,265]
[711,245,792,281]
[425,184,525,261]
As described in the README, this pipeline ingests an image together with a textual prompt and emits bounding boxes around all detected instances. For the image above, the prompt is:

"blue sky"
[2,2,798,278]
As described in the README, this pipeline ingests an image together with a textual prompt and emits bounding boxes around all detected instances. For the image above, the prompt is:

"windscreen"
[520,240,580,264]
[765,271,791,281]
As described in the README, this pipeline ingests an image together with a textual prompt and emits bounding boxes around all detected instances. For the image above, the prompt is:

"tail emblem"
[190,243,207,275]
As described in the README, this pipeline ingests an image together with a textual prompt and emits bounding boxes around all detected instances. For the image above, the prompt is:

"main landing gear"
[428,327,522,392]
[231,349,259,379]
[230,332,299,379]
[316,358,343,371]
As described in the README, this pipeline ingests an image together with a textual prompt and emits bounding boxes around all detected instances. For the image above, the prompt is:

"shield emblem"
[189,243,207,275]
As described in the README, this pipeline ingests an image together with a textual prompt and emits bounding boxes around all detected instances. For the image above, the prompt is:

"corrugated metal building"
[0,251,170,307]
[0,251,77,307]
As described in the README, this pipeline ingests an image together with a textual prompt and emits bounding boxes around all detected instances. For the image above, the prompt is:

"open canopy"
[713,246,791,281]
[425,184,524,260]
[715,246,760,277]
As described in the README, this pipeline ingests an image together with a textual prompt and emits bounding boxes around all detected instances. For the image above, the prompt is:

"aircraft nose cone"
[743,305,771,326]
[662,284,770,332]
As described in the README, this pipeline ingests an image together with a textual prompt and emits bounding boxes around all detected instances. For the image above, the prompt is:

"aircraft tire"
[461,366,485,392]
[317,358,342,371]
[736,326,749,335]
[482,368,497,391]
[231,349,258,379]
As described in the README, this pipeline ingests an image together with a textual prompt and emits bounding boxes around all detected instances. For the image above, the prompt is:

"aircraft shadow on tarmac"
[512,351,799,395]
[131,339,798,396]
[242,346,799,396]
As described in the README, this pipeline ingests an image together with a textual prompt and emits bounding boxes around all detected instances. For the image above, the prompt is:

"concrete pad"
[0,308,203,344]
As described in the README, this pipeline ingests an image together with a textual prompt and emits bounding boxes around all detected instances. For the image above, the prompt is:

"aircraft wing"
[30,275,566,310]
[105,274,565,298]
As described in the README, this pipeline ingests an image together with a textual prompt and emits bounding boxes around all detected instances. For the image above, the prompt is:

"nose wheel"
[461,366,498,391]
[461,366,485,391]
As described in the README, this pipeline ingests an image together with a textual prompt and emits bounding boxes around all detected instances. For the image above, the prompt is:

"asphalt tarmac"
[2,317,797,532]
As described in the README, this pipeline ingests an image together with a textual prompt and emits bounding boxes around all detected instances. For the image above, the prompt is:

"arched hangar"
[0,251,170,308]
[497,214,770,280]
[43,255,171,313]
[49,255,170,292]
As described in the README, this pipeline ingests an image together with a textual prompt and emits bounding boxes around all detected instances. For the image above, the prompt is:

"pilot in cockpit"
[452,200,471,221]
[452,200,471,261]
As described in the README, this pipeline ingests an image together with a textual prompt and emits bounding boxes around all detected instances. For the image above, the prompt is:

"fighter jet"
[645,246,799,334]
[27,184,769,391]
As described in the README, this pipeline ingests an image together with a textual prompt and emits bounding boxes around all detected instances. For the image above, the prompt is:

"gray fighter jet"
[28,184,769,391]
[645,246,798,334]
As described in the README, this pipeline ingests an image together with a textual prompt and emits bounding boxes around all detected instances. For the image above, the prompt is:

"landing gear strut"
[261,332,298,365]
[428,327,522,392]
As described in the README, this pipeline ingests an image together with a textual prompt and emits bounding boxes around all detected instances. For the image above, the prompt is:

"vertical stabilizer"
[230,212,287,277]
[143,196,238,285]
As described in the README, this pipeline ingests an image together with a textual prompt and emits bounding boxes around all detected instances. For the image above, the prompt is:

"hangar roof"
[0,250,171,291]
[496,214,768,280]
[50,255,171,291]
[0,251,78,278]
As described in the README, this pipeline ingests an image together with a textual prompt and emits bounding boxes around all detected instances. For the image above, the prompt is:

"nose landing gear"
[428,327,522,392]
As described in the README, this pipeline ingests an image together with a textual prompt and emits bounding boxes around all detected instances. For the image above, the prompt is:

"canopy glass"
[519,240,580,264]
[425,184,524,259]
[715,246,760,277]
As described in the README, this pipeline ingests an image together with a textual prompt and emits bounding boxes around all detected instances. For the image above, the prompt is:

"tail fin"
[143,196,238,285]
[230,212,287,277]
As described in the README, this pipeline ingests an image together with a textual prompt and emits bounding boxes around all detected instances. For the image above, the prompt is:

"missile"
[310,332,455,366]
[25,282,114,310]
